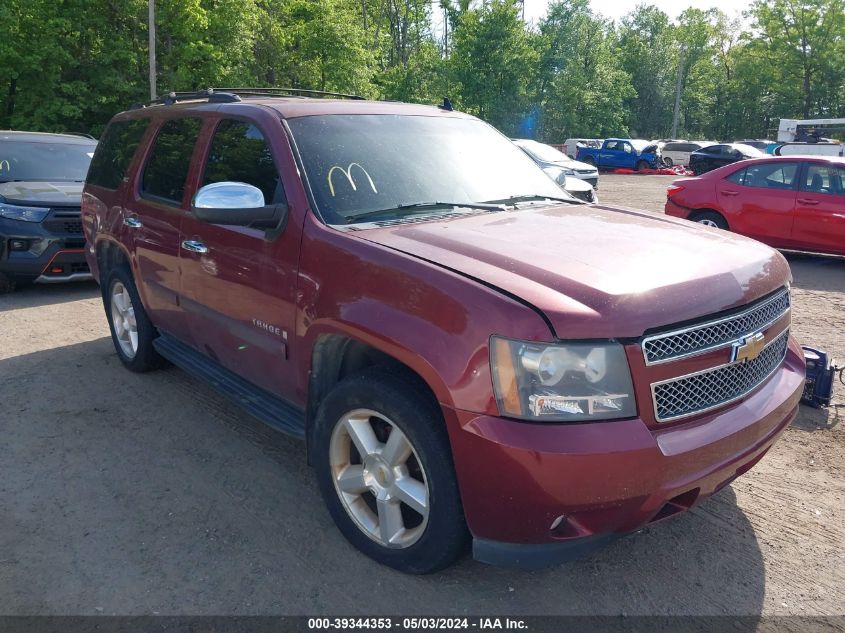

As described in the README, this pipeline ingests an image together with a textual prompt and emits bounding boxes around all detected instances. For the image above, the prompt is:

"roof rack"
[214,87,365,101]
[131,88,242,109]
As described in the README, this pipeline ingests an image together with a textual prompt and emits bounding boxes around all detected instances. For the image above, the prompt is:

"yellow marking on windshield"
[327,163,378,197]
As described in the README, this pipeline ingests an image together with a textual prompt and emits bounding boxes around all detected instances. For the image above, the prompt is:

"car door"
[178,114,302,399]
[599,141,621,168]
[716,161,800,247]
[126,116,204,343]
[792,161,845,255]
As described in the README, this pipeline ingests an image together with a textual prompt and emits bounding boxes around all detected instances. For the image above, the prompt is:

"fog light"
[51,266,64,274]
[9,239,28,251]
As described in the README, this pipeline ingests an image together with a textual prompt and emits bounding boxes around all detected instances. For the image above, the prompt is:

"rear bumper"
[0,217,90,283]
[443,339,805,568]
[664,198,691,219]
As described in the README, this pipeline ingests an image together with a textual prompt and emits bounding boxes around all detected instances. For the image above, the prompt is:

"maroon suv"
[82,90,805,573]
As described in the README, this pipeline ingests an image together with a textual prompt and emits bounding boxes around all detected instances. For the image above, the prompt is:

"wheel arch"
[304,325,449,465]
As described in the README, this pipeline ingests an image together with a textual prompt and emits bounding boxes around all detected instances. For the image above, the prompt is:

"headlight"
[0,203,50,222]
[490,337,636,421]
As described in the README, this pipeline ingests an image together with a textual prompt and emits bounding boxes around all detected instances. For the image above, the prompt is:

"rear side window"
[741,162,799,189]
[141,118,202,204]
[87,119,149,189]
[202,120,284,204]
[725,168,746,185]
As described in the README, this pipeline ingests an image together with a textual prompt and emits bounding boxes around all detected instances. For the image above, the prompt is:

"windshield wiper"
[343,201,505,224]
[483,193,582,206]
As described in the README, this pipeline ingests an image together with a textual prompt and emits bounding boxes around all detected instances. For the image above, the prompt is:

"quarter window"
[141,118,202,204]
[202,120,284,205]
[802,164,845,195]
[87,119,149,189]
[725,168,747,185]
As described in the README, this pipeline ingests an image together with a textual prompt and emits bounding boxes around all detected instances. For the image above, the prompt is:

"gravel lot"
[0,174,842,616]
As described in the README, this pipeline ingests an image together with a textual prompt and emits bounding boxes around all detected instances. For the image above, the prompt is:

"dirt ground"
[0,174,843,616]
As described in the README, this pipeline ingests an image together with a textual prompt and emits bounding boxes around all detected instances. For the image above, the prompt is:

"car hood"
[357,204,790,338]
[0,181,84,206]
[547,158,596,171]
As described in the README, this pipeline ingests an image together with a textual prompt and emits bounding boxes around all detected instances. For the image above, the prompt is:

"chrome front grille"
[651,328,790,422]
[642,288,790,365]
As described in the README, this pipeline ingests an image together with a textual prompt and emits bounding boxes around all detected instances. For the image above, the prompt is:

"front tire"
[635,160,650,171]
[0,273,15,294]
[103,266,165,372]
[313,368,468,573]
[663,157,674,167]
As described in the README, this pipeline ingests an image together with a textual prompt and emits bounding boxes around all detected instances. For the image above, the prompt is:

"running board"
[153,334,306,439]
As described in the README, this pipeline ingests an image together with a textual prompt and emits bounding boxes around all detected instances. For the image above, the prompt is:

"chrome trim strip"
[34,272,93,284]
[650,327,790,423]
[641,287,790,366]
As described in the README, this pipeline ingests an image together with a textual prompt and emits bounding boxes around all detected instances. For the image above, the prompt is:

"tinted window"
[663,143,683,152]
[803,163,845,195]
[0,137,97,183]
[725,168,747,185]
[87,120,148,189]
[141,118,202,203]
[742,162,799,189]
[202,120,284,204]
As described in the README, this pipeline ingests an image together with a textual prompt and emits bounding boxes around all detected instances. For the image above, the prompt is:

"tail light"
[666,184,685,198]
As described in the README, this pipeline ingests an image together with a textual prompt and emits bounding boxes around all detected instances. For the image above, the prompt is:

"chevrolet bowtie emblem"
[731,332,766,363]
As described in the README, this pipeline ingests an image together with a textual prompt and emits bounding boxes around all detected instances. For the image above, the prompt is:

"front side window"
[202,119,284,205]
[141,117,202,204]
[0,137,97,183]
[802,164,845,195]
[742,162,798,189]
[87,119,149,189]
[288,114,563,225]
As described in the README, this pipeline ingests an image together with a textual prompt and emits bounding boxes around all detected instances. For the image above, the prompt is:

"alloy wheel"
[110,280,138,358]
[329,409,430,548]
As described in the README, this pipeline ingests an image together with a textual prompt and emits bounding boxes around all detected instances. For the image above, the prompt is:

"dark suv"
[0,131,97,292]
[83,90,805,573]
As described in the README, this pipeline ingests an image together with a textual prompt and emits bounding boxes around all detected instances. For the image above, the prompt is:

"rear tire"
[691,210,729,230]
[103,265,166,372]
[313,367,469,573]
[581,155,595,166]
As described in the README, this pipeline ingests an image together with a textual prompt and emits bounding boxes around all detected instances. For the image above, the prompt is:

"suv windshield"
[0,138,97,183]
[288,115,563,224]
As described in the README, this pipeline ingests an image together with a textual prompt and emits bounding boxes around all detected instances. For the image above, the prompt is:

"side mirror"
[191,182,287,230]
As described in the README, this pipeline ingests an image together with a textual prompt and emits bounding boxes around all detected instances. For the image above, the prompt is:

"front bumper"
[571,173,599,189]
[443,338,805,569]
[0,214,91,284]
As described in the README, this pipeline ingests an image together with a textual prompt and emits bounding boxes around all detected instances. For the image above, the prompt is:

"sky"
[523,0,746,25]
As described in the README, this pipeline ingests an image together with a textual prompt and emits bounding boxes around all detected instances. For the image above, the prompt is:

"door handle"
[797,198,820,205]
[181,239,209,254]
[721,190,740,196]
[123,217,143,228]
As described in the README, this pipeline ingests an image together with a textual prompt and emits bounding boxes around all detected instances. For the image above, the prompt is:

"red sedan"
[665,156,845,256]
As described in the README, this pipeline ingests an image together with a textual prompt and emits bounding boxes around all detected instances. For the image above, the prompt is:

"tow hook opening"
[650,488,700,524]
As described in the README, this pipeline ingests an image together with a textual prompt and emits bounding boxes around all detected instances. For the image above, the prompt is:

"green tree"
[450,0,540,135]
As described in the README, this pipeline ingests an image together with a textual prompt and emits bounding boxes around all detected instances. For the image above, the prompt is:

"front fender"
[295,215,554,416]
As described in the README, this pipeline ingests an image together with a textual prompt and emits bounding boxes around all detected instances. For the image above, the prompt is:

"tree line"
[1,0,843,142]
